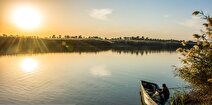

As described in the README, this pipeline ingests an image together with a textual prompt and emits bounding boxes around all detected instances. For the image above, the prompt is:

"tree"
[3,34,7,37]
[78,35,82,39]
[176,11,212,92]
[52,35,56,38]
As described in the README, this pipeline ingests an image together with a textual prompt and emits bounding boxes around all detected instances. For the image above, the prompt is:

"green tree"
[176,11,212,92]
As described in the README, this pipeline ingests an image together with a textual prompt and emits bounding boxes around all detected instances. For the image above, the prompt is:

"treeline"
[1,34,189,42]
[0,34,194,55]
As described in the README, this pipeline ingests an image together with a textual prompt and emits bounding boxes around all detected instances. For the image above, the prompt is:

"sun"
[21,58,38,72]
[12,6,42,30]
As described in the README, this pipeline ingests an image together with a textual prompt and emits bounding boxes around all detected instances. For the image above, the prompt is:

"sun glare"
[21,58,38,72]
[12,6,42,30]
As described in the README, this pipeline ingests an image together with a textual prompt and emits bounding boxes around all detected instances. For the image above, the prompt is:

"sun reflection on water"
[21,58,38,72]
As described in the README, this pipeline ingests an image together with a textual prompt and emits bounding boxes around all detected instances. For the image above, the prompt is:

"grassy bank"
[171,89,212,105]
[0,36,193,55]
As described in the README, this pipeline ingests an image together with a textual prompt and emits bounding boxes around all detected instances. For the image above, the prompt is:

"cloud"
[89,9,113,20]
[178,16,203,29]
[90,65,111,77]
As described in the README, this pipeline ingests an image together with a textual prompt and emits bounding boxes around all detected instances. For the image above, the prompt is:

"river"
[0,50,186,105]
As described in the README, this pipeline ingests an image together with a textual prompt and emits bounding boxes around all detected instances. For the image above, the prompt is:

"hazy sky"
[1,0,212,39]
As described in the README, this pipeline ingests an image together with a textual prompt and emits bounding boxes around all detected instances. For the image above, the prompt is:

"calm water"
[0,50,186,105]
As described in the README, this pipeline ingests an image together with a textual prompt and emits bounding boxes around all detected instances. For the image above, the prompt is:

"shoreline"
[0,36,194,55]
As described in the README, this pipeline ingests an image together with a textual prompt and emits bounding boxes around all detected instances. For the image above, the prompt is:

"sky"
[0,0,212,40]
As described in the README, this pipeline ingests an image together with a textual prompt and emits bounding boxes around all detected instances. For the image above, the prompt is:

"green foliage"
[176,11,212,91]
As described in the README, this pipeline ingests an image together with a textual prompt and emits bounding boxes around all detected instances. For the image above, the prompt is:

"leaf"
[202,41,209,47]
[203,23,208,27]
[209,33,212,38]
[192,11,200,16]
[182,59,188,64]
[208,26,212,31]
[202,34,206,39]
[206,32,210,35]
[181,41,187,46]
[210,43,212,48]
[187,50,193,57]
[176,48,183,52]
[208,78,212,83]
[206,28,211,31]
[194,45,199,50]
[197,41,202,45]
[192,34,201,39]
[207,18,212,24]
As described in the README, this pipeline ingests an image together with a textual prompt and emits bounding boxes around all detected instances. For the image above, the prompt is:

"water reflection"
[90,65,111,77]
[0,50,186,105]
[111,48,176,56]
[20,58,38,73]
[0,48,176,57]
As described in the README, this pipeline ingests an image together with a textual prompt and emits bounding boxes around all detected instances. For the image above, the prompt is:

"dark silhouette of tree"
[3,34,7,37]
[52,35,56,38]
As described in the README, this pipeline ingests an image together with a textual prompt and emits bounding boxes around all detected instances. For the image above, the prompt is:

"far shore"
[0,36,194,55]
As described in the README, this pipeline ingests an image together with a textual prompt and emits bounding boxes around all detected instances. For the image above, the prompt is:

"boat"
[140,80,162,105]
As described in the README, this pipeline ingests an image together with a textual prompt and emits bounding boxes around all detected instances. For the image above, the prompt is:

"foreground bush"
[175,11,212,104]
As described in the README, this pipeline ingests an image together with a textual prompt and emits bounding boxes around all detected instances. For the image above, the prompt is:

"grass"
[170,89,212,105]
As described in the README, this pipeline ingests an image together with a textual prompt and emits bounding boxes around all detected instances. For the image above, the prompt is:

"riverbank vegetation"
[174,11,212,105]
[0,35,193,55]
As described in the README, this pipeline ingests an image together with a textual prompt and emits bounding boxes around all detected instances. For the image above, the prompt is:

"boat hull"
[140,80,159,105]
